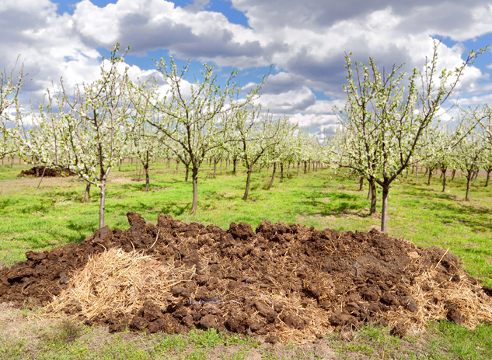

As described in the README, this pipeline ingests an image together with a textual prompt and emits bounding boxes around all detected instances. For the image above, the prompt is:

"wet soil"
[0,213,490,341]
[19,166,76,178]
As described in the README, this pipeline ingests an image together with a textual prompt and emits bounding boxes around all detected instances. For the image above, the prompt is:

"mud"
[0,213,490,341]
[19,166,76,178]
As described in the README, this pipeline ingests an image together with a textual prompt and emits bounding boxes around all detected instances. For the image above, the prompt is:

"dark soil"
[19,166,76,178]
[0,213,490,341]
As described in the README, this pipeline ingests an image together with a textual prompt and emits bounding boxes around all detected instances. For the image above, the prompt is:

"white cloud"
[290,113,338,130]
[2,0,492,116]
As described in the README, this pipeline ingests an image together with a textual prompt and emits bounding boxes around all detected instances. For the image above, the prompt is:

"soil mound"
[1,213,491,343]
[19,166,76,177]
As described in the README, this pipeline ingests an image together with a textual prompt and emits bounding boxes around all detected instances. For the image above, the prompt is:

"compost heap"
[19,166,76,178]
[1,213,491,343]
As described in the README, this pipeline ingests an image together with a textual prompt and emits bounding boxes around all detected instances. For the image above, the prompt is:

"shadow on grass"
[65,220,97,243]
[158,202,190,217]
[399,189,492,233]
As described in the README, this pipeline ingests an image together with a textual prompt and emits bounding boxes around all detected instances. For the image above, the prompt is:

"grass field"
[0,159,491,359]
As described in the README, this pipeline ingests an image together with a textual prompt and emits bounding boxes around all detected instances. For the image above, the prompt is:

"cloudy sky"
[2,0,492,134]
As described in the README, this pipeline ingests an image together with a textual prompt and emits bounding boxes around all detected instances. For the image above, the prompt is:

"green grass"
[0,160,491,358]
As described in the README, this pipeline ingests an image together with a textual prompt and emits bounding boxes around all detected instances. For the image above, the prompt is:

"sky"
[2,0,492,135]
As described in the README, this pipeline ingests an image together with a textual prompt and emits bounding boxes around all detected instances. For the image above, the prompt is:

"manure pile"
[1,213,491,343]
[19,166,76,178]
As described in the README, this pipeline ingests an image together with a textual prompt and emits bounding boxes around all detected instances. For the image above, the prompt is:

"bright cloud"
[1,0,492,132]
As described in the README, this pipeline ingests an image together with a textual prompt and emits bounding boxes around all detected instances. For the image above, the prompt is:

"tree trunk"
[185,166,189,182]
[243,169,252,201]
[415,165,418,183]
[369,179,376,215]
[465,170,472,201]
[297,162,300,176]
[427,167,433,185]
[304,162,307,174]
[308,162,311,172]
[84,182,91,202]
[10,157,13,168]
[451,169,456,181]
[99,179,107,229]
[213,159,217,179]
[119,159,122,172]
[442,168,447,192]
[380,184,389,233]
[406,168,409,179]
[267,163,276,190]
[280,163,284,182]
[485,171,491,187]
[233,157,237,175]
[358,177,364,191]
[144,164,150,192]
[287,162,290,178]
[36,166,47,189]
[176,161,179,173]
[191,166,199,214]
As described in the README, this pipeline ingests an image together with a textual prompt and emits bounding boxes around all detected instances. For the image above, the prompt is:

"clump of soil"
[19,166,76,178]
[0,213,491,343]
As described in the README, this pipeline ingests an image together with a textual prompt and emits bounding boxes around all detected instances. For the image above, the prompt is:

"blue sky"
[2,0,492,134]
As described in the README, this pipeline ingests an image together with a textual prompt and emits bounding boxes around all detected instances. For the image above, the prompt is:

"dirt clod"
[1,213,491,344]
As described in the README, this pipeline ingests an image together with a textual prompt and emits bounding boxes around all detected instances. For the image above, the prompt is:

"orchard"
[0,42,491,357]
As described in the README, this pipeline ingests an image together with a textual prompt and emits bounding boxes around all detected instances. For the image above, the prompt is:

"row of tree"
[1,42,492,233]
[0,45,328,228]
[330,41,492,232]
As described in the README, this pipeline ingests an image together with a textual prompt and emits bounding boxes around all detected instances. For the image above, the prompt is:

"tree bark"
[297,162,300,176]
[369,179,376,215]
[84,182,91,202]
[358,177,364,191]
[280,163,284,182]
[243,169,252,201]
[465,170,472,201]
[267,162,276,190]
[381,184,389,232]
[99,179,107,229]
[36,166,47,189]
[441,167,447,192]
[191,166,199,214]
[427,167,433,185]
[144,163,150,192]
[304,162,307,174]
[213,158,218,179]
[287,162,290,178]
[233,157,237,175]
[175,161,179,173]
[485,171,491,187]
[451,169,456,181]
[185,166,189,182]
[415,165,418,183]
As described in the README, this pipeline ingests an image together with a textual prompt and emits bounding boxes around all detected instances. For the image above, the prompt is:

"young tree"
[0,58,27,160]
[148,57,267,214]
[455,107,490,200]
[234,106,295,200]
[336,41,485,232]
[21,45,144,228]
